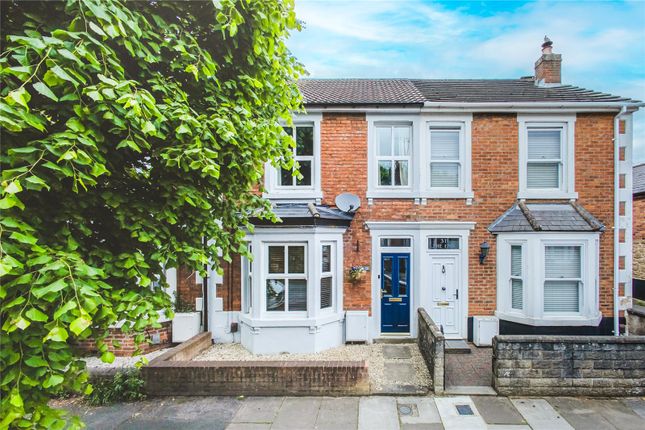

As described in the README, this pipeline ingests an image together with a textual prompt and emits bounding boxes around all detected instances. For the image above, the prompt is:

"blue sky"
[287,0,645,164]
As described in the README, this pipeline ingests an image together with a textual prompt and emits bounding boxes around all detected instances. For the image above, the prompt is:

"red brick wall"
[75,322,172,357]
[177,266,202,310]
[634,196,645,280]
[219,257,242,311]
[220,112,617,319]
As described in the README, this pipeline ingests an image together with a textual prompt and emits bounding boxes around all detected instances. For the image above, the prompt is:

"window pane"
[544,280,579,312]
[379,160,392,185]
[283,126,293,137]
[393,126,411,156]
[528,129,561,159]
[394,160,408,186]
[431,130,460,160]
[322,245,331,272]
[279,167,293,186]
[321,276,332,309]
[428,238,460,249]
[545,246,581,278]
[511,279,523,310]
[296,161,312,186]
[511,245,522,277]
[268,246,285,273]
[380,238,411,247]
[382,257,392,295]
[398,257,408,296]
[527,163,559,188]
[266,279,285,311]
[296,126,313,156]
[377,127,392,156]
[430,163,459,187]
[288,279,307,311]
[288,246,305,274]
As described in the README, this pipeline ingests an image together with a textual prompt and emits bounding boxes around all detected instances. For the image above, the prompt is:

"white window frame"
[518,114,577,200]
[264,113,322,202]
[320,242,335,312]
[508,241,526,313]
[366,113,473,202]
[374,122,413,189]
[264,243,308,316]
[542,243,584,316]
[496,232,600,326]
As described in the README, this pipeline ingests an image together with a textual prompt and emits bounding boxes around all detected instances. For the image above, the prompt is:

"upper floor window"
[264,114,322,201]
[376,124,411,187]
[280,125,313,188]
[518,115,576,199]
[429,126,463,189]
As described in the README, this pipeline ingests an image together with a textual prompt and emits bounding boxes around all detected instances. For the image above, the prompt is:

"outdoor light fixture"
[479,241,490,264]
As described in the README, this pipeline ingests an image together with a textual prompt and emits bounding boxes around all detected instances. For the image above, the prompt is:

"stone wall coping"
[418,308,445,341]
[627,307,645,318]
[495,335,645,344]
[148,359,367,369]
[150,331,212,364]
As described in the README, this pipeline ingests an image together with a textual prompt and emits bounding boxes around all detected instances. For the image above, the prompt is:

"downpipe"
[613,105,627,336]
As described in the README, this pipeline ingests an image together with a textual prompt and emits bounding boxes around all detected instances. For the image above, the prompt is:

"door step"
[375,335,414,344]
[445,339,471,354]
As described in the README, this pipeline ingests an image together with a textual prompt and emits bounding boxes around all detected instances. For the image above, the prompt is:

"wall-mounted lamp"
[479,241,490,265]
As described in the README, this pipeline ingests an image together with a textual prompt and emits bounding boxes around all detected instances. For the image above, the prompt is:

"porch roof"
[488,202,604,233]
[250,203,354,227]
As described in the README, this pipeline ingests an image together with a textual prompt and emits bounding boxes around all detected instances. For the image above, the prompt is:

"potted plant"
[171,297,201,343]
[348,265,368,283]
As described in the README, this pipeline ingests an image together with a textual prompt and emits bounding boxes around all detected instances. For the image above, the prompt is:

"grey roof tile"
[251,203,353,227]
[634,163,645,195]
[488,203,605,233]
[299,78,640,105]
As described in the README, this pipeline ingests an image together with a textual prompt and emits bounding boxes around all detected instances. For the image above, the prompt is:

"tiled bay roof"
[298,78,639,105]
[488,202,605,233]
[251,203,353,227]
[634,163,645,196]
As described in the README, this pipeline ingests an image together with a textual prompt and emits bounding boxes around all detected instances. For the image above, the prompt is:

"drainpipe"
[613,105,627,336]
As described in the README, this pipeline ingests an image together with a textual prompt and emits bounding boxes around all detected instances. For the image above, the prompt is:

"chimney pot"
[535,36,561,85]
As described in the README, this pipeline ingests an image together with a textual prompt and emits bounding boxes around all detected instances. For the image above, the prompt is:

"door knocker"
[441,265,446,274]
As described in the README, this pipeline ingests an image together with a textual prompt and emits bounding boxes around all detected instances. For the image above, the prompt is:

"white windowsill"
[367,190,474,200]
[496,310,602,327]
[263,191,323,201]
[517,191,578,200]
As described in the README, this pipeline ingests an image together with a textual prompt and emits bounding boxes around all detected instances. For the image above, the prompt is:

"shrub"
[85,370,146,406]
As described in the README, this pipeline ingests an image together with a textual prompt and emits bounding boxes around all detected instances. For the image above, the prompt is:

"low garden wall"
[417,308,445,393]
[626,307,645,335]
[142,332,370,396]
[75,321,172,357]
[493,335,645,396]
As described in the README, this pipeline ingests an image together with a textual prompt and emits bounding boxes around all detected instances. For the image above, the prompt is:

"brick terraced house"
[173,41,643,354]
[633,163,645,300]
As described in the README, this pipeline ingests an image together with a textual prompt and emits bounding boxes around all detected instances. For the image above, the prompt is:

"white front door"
[429,254,461,337]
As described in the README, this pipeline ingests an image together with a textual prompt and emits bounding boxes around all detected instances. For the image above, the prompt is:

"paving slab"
[546,397,616,430]
[231,397,283,424]
[445,386,497,396]
[592,399,645,430]
[315,397,359,430]
[434,396,487,430]
[397,397,442,425]
[401,424,444,430]
[471,396,525,425]
[359,397,399,430]
[383,344,413,359]
[486,426,531,430]
[226,424,271,430]
[271,397,321,430]
[623,398,645,420]
[511,398,573,430]
[385,361,417,380]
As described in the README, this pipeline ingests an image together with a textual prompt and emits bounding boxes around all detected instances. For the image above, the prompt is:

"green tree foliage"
[0,0,303,427]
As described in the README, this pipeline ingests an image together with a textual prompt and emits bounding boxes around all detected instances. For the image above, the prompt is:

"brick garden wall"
[417,308,445,393]
[633,196,645,280]
[142,332,370,396]
[75,321,172,357]
[492,335,645,396]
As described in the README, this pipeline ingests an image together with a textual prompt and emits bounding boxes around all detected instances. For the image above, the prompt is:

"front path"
[61,395,645,429]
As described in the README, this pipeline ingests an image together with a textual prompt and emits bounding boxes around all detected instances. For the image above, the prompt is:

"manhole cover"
[397,404,418,417]
[456,404,474,416]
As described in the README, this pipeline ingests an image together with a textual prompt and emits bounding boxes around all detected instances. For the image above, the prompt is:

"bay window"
[320,243,334,309]
[496,233,600,326]
[266,244,307,312]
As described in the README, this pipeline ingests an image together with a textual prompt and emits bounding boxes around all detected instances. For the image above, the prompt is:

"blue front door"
[380,253,410,333]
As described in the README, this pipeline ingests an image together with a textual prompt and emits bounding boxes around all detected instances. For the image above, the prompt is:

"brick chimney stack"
[534,36,561,84]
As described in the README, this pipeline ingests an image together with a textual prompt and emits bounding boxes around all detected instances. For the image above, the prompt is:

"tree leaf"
[69,316,91,335]
[25,307,49,322]
[32,82,58,101]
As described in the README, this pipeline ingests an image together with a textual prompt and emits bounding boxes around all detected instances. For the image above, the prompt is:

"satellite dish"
[335,193,361,213]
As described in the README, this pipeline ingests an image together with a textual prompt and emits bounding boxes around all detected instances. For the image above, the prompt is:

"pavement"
[60,395,645,429]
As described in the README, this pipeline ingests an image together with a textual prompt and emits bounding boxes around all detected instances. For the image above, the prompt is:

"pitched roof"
[298,78,640,106]
[634,163,645,196]
[251,203,353,227]
[488,202,605,233]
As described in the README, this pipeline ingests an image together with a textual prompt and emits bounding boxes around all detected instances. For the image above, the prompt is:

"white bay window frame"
[496,232,601,326]
[264,113,322,202]
[366,113,473,203]
[518,114,577,200]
